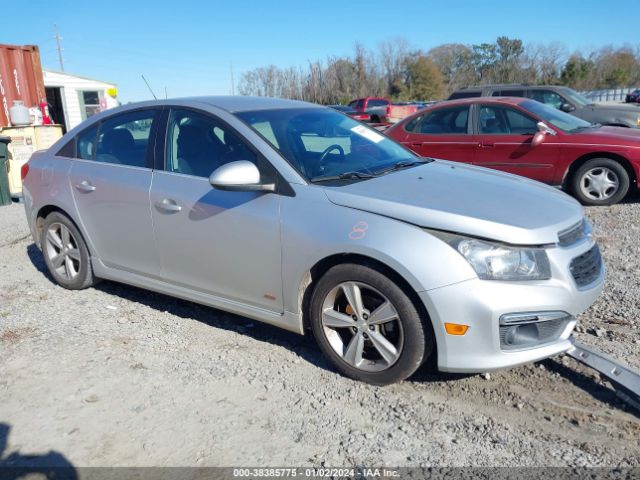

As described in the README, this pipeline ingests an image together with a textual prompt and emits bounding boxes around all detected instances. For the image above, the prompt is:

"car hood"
[589,103,640,113]
[322,161,583,245]
[575,125,640,144]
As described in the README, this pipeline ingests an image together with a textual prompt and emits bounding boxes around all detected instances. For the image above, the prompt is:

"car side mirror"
[208,160,275,192]
[531,121,556,147]
[560,103,575,113]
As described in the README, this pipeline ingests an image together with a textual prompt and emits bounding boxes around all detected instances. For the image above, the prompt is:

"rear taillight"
[386,105,391,115]
[21,163,29,181]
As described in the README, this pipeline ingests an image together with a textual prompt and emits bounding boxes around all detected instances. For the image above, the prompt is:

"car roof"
[429,96,528,107]
[457,84,569,91]
[115,96,322,114]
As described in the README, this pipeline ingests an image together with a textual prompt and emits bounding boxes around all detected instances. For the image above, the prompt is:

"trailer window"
[79,90,102,120]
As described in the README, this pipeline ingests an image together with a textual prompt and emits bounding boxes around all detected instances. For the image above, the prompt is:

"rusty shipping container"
[0,44,46,127]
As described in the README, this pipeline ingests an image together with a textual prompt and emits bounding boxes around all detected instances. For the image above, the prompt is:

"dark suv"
[449,84,640,128]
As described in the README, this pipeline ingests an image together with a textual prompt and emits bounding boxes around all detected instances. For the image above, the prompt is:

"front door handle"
[156,198,182,213]
[479,142,494,148]
[75,180,96,192]
[411,143,423,147]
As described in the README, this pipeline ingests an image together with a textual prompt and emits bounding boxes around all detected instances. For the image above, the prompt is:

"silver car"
[22,97,605,385]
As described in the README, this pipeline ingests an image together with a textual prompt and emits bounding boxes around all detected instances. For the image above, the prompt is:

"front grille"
[570,245,602,287]
[499,316,571,351]
[558,220,587,247]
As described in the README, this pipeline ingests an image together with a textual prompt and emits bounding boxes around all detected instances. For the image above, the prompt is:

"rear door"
[472,103,560,183]
[399,105,475,162]
[68,108,161,277]
[149,107,283,312]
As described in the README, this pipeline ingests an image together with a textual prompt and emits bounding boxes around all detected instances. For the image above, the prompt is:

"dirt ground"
[0,199,638,468]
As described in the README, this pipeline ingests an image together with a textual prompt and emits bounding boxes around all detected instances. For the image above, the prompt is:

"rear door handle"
[479,142,494,148]
[411,143,423,147]
[156,198,182,213]
[75,180,96,192]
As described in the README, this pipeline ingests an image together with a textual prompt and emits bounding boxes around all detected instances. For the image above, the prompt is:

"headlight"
[429,231,551,281]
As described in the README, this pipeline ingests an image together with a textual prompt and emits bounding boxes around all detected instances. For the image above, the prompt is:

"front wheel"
[571,158,630,206]
[309,264,433,385]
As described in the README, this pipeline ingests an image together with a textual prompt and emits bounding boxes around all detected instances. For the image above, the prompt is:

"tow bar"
[567,337,640,411]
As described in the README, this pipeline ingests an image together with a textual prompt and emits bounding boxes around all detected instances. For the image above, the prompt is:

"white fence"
[581,87,636,103]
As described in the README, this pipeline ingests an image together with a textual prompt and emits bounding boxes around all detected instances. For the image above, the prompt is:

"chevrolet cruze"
[22,97,605,385]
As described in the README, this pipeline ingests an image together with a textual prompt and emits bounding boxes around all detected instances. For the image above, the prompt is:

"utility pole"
[230,61,235,95]
[54,24,64,71]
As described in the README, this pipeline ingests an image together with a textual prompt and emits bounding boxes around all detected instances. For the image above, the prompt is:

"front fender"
[280,187,476,316]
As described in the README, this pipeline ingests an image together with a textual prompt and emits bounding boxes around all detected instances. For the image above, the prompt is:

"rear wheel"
[41,212,96,290]
[571,158,630,206]
[309,263,432,385]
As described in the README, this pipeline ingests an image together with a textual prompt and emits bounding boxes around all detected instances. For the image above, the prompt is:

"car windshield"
[236,108,419,182]
[559,87,593,107]
[521,99,594,133]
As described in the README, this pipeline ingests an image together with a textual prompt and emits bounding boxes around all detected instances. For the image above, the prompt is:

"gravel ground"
[0,198,639,468]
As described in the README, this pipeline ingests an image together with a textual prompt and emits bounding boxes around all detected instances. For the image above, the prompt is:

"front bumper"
[420,238,605,373]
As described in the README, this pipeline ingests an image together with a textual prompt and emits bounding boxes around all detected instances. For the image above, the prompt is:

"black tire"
[571,158,630,206]
[370,115,380,123]
[41,212,97,290]
[309,263,433,385]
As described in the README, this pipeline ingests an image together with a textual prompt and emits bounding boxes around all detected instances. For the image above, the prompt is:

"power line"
[53,24,64,71]
[230,61,235,95]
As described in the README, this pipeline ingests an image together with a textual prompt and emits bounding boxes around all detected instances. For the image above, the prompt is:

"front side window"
[236,108,417,182]
[409,106,469,134]
[530,90,566,110]
[166,109,256,177]
[478,105,537,135]
[95,110,157,167]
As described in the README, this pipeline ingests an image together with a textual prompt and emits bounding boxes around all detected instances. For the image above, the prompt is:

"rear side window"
[56,138,76,158]
[76,124,99,160]
[448,91,481,100]
[407,106,470,134]
[367,99,389,107]
[492,90,525,97]
[95,110,158,167]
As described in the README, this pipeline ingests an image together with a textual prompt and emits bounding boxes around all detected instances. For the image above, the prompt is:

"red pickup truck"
[348,97,419,124]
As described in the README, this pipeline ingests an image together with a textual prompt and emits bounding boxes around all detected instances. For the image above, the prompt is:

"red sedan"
[386,97,640,205]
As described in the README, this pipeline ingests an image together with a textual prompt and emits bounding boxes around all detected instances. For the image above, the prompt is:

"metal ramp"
[567,337,640,411]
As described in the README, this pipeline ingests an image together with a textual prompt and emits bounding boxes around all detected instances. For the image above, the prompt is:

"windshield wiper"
[373,158,433,176]
[310,171,377,183]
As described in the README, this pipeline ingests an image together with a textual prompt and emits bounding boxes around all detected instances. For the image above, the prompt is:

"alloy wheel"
[45,222,81,280]
[321,281,404,372]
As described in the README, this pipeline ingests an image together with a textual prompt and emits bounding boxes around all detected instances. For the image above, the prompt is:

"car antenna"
[141,74,157,100]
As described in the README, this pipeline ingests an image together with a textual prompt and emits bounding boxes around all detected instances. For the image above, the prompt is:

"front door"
[68,108,161,277]
[472,104,559,183]
[149,108,283,313]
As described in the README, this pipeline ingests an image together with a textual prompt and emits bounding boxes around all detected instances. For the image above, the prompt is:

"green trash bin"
[0,136,12,206]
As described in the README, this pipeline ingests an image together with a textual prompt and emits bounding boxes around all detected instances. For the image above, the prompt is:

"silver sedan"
[22,96,604,385]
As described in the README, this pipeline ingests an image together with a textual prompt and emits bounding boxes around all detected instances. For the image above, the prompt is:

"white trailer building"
[43,69,119,132]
